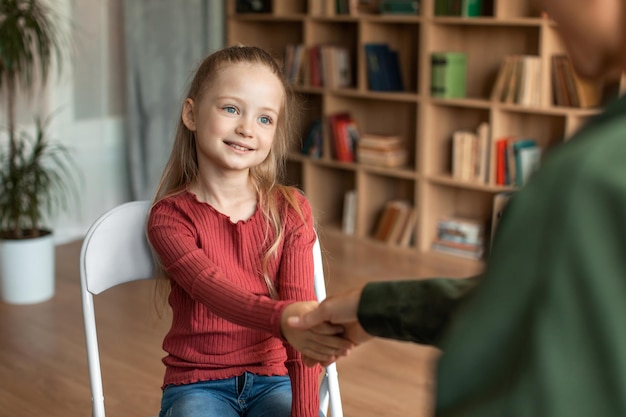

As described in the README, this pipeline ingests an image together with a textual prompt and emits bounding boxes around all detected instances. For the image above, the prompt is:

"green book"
[462,0,482,17]
[436,0,481,17]
[434,0,448,15]
[431,52,467,98]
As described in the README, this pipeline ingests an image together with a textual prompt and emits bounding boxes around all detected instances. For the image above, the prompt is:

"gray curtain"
[123,1,224,200]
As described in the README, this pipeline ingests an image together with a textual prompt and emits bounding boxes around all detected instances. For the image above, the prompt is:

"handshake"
[280,287,373,367]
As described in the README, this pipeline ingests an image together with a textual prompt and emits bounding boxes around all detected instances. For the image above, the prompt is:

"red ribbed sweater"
[147,190,320,416]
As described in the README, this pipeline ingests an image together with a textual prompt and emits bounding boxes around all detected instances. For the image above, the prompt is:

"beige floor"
[0,233,481,417]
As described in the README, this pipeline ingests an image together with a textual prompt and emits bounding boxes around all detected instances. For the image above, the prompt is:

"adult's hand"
[280,301,353,365]
[288,288,373,347]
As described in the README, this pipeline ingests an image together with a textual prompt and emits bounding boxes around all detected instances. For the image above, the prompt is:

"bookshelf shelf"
[432,17,544,26]
[226,0,621,265]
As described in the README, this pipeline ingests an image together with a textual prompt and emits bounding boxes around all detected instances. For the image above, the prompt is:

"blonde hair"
[152,45,304,300]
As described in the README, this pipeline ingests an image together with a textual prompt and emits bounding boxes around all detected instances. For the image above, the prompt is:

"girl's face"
[182,62,284,176]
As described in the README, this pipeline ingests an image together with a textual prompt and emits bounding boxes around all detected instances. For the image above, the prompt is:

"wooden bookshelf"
[225,0,619,264]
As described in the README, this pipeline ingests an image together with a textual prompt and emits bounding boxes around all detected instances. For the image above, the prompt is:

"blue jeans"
[159,372,292,417]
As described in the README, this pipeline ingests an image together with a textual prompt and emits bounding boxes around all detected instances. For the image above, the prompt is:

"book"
[336,0,350,14]
[358,134,404,150]
[319,45,352,88]
[364,43,387,91]
[335,47,352,87]
[431,52,467,98]
[434,0,448,15]
[561,54,601,108]
[552,54,602,108]
[495,137,509,185]
[327,112,356,162]
[374,200,404,241]
[432,238,484,259]
[385,200,412,245]
[490,191,514,248]
[308,46,322,87]
[436,217,484,245]
[491,55,541,106]
[553,54,572,106]
[516,145,542,186]
[301,119,323,158]
[476,122,491,184]
[357,133,407,168]
[364,43,404,92]
[385,48,404,91]
[434,0,482,17]
[459,131,477,181]
[344,119,360,158]
[398,207,418,247]
[461,0,482,17]
[342,189,357,235]
[451,123,490,184]
[451,130,466,180]
[490,55,514,101]
[380,0,419,14]
[505,137,517,186]
[434,216,485,259]
[517,55,541,106]
[503,55,522,104]
[511,139,536,185]
[357,147,408,168]
[284,44,295,82]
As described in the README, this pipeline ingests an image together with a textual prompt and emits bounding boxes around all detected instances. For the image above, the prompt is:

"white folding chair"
[80,200,343,417]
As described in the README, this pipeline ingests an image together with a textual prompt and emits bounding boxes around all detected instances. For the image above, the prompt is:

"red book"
[327,112,354,162]
[496,138,508,185]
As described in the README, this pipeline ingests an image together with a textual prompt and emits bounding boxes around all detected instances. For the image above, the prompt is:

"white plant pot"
[0,233,55,304]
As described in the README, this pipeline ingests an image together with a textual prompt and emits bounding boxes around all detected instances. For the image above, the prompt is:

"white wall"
[49,0,223,244]
[48,0,129,244]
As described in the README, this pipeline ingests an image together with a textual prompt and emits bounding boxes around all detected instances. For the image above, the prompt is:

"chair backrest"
[80,200,342,417]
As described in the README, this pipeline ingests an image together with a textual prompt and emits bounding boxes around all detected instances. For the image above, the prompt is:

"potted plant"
[0,0,76,304]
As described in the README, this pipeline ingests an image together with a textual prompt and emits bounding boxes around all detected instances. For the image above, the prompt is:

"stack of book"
[432,217,484,259]
[373,199,418,247]
[357,134,407,168]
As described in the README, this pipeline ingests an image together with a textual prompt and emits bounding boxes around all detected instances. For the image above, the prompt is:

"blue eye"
[259,116,272,125]
[224,106,237,114]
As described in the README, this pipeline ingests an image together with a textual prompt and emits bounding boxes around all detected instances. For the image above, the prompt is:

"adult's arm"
[358,276,479,345]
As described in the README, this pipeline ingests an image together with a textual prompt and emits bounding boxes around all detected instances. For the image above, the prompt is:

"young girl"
[147,46,350,417]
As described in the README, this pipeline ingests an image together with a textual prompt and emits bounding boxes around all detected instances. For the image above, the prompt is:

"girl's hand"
[281,301,354,365]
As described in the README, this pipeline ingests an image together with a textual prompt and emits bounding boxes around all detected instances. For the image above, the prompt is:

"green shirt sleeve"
[357,276,478,345]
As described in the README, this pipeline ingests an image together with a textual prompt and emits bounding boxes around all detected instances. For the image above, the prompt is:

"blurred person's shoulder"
[535,94,626,199]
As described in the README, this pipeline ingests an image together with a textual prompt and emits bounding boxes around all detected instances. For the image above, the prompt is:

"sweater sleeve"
[276,192,321,417]
[358,276,479,345]
[147,199,288,337]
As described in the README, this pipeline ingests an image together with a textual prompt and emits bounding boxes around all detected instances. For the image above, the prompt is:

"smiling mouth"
[225,141,253,151]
